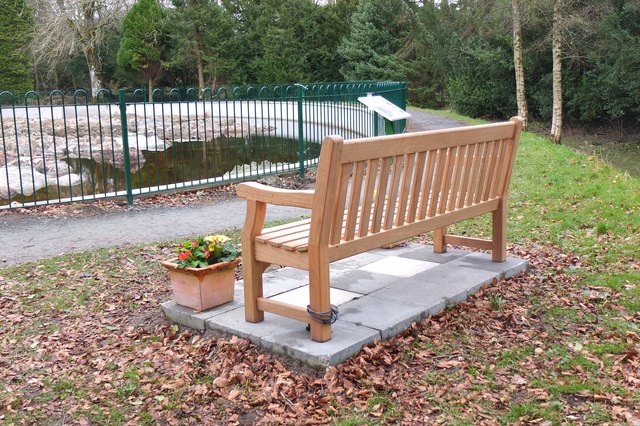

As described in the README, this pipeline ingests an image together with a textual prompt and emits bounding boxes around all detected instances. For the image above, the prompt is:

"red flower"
[204,250,211,258]
[179,250,191,261]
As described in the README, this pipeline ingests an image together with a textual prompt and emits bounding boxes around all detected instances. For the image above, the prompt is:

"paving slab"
[339,294,428,340]
[330,269,399,294]
[260,322,380,368]
[163,243,528,367]
[448,253,529,279]
[359,256,440,278]
[397,245,469,263]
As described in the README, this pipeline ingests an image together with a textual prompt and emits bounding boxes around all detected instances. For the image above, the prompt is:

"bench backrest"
[308,117,523,259]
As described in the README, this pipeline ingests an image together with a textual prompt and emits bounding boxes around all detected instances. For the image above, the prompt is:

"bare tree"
[29,0,127,96]
[512,0,528,131]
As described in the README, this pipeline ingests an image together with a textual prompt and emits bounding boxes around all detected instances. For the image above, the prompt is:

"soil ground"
[0,109,465,266]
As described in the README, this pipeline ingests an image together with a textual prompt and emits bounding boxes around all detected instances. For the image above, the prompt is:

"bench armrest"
[236,182,314,209]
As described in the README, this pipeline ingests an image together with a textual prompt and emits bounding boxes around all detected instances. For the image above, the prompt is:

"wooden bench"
[237,117,523,342]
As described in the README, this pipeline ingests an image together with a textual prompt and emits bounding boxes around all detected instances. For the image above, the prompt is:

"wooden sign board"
[357,95,411,122]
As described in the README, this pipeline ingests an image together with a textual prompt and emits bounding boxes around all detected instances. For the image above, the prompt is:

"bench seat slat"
[257,218,311,235]
[255,220,311,242]
[266,230,311,248]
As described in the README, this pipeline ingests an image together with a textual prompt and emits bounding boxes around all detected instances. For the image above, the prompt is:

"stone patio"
[162,243,528,367]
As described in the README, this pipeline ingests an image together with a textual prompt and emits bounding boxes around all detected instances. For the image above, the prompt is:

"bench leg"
[243,256,265,323]
[242,200,267,323]
[492,200,507,262]
[433,226,447,253]
[308,249,332,342]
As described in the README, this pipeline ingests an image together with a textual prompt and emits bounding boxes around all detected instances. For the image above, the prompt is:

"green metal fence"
[0,81,406,209]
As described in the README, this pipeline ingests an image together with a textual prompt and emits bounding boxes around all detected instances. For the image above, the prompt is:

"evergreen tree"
[337,0,410,81]
[0,0,33,91]
[167,0,237,90]
[309,0,359,82]
[117,0,167,101]
[222,0,326,84]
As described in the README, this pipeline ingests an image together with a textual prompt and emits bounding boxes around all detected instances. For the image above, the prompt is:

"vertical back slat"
[418,149,437,220]
[396,154,415,226]
[496,137,517,196]
[457,143,476,208]
[407,151,427,223]
[344,161,365,241]
[372,157,391,233]
[428,149,447,217]
[448,144,467,212]
[466,142,485,206]
[383,155,405,230]
[474,142,492,204]
[329,163,352,244]
[489,139,506,198]
[481,140,500,201]
[438,146,457,214]
[358,159,378,237]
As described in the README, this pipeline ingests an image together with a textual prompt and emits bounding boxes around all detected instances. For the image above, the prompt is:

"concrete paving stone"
[359,256,440,278]
[370,279,451,314]
[397,245,469,264]
[260,321,380,368]
[161,299,242,331]
[449,253,529,278]
[338,294,428,340]
[332,251,386,269]
[372,263,499,307]
[206,308,306,346]
[330,269,399,294]
[410,260,500,291]
[368,242,423,256]
[268,286,362,307]
[264,267,309,283]
[236,270,305,298]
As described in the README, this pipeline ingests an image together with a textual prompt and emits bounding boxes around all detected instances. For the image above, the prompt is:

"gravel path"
[0,109,465,267]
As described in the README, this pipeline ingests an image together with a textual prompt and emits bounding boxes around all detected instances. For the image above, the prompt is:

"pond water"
[4,135,321,205]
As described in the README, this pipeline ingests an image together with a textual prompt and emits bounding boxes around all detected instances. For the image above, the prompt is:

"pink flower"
[204,250,211,259]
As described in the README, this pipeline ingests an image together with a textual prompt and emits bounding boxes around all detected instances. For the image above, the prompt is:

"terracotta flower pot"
[161,257,241,312]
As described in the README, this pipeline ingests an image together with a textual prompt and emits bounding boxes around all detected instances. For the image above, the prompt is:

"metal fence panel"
[1,81,406,209]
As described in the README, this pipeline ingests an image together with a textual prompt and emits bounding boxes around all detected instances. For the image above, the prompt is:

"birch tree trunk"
[512,0,528,131]
[550,0,563,144]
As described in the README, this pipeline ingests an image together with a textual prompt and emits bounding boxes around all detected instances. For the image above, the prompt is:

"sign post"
[358,94,411,136]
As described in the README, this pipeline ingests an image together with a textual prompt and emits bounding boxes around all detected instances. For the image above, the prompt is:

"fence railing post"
[118,89,134,205]
[296,84,306,177]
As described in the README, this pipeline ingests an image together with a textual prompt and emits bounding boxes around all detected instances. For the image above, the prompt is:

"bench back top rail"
[310,117,523,259]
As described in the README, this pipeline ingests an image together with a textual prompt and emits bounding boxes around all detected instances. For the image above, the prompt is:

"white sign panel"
[357,95,411,121]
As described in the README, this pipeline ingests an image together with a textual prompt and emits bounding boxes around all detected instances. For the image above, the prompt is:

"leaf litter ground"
[1,172,639,424]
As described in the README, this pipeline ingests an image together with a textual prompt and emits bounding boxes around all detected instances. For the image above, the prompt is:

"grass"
[1,110,639,423]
